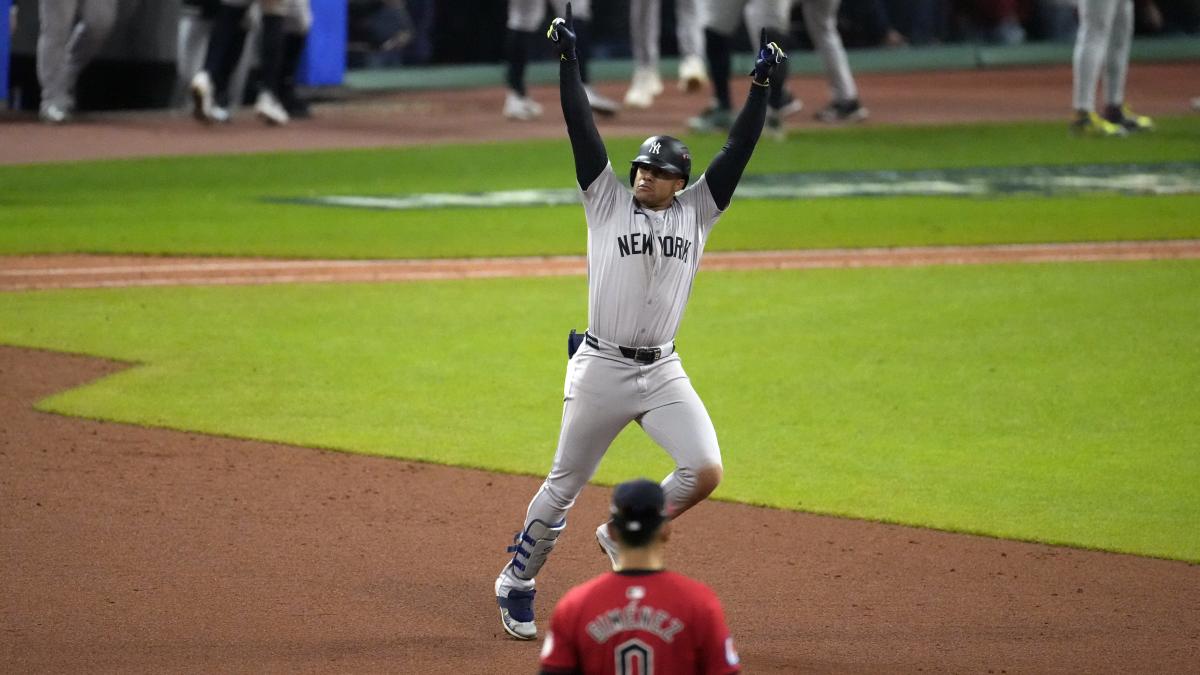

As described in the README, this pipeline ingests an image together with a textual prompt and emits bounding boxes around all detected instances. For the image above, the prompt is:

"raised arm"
[548,3,607,190]
[703,31,788,210]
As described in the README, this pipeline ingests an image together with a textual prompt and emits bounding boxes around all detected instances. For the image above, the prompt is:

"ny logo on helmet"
[649,142,662,154]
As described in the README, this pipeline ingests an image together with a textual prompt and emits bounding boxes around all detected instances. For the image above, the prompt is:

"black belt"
[584,332,671,365]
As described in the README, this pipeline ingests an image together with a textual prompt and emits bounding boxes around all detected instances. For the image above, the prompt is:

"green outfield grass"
[3,116,1198,563]
[2,117,1199,258]
[1,261,1197,561]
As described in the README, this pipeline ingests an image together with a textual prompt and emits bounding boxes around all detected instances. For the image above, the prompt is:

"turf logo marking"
[276,162,1200,211]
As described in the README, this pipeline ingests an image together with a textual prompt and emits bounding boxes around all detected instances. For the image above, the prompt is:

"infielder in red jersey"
[539,479,741,675]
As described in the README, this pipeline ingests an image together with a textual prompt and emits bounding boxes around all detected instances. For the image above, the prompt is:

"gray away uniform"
[531,165,725,536]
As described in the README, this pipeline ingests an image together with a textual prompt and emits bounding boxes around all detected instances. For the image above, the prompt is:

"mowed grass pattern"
[1,261,1196,560]
[2,117,1200,258]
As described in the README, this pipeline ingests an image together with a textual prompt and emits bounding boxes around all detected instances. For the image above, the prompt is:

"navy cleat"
[495,578,537,640]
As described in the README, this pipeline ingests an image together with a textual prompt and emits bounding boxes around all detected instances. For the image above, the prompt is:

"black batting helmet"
[629,135,691,187]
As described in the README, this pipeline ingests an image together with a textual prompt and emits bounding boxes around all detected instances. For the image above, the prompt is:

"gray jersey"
[580,164,722,348]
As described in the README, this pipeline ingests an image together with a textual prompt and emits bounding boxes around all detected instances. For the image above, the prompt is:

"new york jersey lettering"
[616,233,691,263]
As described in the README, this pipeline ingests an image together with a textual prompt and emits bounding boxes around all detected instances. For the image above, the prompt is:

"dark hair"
[610,479,667,548]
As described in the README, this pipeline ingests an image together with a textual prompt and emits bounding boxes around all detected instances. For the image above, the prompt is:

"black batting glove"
[547,1,578,61]
[750,28,788,86]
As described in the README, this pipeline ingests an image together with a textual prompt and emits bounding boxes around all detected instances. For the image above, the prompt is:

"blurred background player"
[799,0,868,123]
[623,0,709,109]
[1071,0,1154,136]
[189,0,310,125]
[538,479,742,675]
[688,0,800,135]
[503,0,618,121]
[36,0,118,123]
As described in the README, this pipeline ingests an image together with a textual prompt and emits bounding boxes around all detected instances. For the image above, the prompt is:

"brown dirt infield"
[3,347,1199,674]
[3,61,1200,673]
[2,62,1199,164]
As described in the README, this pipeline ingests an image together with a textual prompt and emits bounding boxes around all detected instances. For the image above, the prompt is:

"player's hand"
[547,2,578,61]
[750,28,787,85]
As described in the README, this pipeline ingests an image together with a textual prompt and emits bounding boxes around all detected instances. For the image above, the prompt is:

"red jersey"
[539,570,741,675]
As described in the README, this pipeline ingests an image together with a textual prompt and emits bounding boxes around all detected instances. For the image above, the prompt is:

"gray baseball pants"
[519,343,722,548]
[1073,0,1133,112]
[630,0,705,68]
[36,0,118,112]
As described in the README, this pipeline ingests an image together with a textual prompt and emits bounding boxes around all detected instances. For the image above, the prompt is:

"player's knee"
[693,464,723,500]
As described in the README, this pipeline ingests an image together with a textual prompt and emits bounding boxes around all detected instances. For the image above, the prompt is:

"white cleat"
[503,90,543,121]
[39,103,70,124]
[255,90,290,126]
[595,522,619,570]
[678,54,709,93]
[189,70,227,124]
[623,67,662,109]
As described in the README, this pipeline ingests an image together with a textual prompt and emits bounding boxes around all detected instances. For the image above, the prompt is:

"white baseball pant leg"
[704,0,750,37]
[630,0,662,69]
[37,0,118,111]
[742,0,792,44]
[1103,0,1134,108]
[800,0,858,102]
[1073,0,1121,112]
[675,0,705,59]
[508,0,591,31]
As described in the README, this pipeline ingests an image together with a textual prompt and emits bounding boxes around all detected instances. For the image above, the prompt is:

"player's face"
[634,164,685,210]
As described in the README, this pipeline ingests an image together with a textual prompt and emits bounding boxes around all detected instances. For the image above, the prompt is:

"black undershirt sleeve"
[560,58,608,191]
[703,83,769,211]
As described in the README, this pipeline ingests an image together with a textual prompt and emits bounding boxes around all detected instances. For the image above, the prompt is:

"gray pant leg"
[1103,0,1133,107]
[37,0,80,109]
[550,0,590,21]
[705,0,748,35]
[801,0,858,102]
[743,0,790,43]
[675,0,705,59]
[63,0,119,106]
[522,351,637,547]
[630,0,661,69]
[1073,0,1119,112]
[177,9,211,83]
[637,357,722,516]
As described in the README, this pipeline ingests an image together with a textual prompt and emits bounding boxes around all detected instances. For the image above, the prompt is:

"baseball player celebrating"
[1071,0,1154,136]
[538,479,741,674]
[494,2,786,641]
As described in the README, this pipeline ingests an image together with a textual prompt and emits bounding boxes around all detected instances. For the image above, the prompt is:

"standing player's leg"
[36,0,80,122]
[177,0,220,109]
[192,0,253,123]
[688,0,744,132]
[802,0,868,124]
[593,357,722,568]
[278,0,313,118]
[63,0,118,111]
[625,0,665,109]
[502,0,545,120]
[550,0,619,115]
[1071,0,1126,136]
[675,0,710,92]
[745,0,801,136]
[495,353,636,639]
[1101,0,1153,132]
[254,0,290,125]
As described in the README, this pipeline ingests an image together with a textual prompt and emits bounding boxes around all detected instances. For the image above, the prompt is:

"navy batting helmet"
[629,135,691,187]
